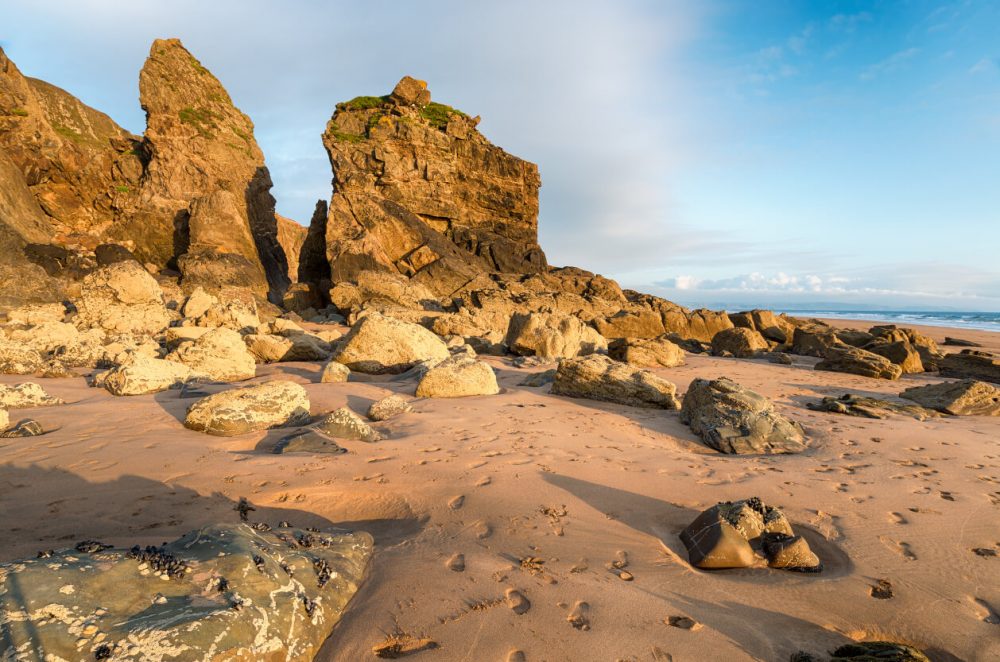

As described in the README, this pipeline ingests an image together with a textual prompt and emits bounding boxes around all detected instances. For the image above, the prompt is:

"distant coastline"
[774,309,1000,333]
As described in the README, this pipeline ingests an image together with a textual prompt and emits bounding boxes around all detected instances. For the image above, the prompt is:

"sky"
[2,0,998,311]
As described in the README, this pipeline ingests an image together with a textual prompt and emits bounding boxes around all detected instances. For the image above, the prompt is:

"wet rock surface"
[0,523,372,662]
[680,378,806,454]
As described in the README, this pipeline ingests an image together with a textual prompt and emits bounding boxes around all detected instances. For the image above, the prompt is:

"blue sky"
[2,1,998,310]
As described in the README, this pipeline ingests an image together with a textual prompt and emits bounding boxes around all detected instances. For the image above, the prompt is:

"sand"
[1,321,998,661]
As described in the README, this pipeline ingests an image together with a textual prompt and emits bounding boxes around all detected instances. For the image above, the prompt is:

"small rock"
[415,354,499,398]
[273,429,346,455]
[319,360,350,383]
[0,419,44,438]
[870,578,894,599]
[367,395,412,421]
[665,615,699,630]
[315,407,382,442]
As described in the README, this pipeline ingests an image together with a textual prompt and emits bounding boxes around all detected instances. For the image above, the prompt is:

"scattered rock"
[315,407,382,442]
[665,615,700,630]
[551,354,680,409]
[608,335,685,367]
[273,428,346,454]
[102,355,195,396]
[415,355,499,398]
[870,578,894,599]
[367,395,412,421]
[167,327,257,382]
[680,498,820,571]
[0,523,371,661]
[944,337,981,347]
[320,360,351,383]
[900,379,1000,416]
[938,350,1000,385]
[505,312,605,359]
[680,378,806,454]
[806,394,940,421]
[711,327,770,358]
[0,382,63,408]
[815,346,903,380]
[184,381,310,436]
[331,312,449,374]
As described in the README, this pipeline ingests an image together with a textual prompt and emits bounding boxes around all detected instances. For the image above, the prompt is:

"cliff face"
[0,46,142,249]
[315,77,546,297]
[113,38,289,300]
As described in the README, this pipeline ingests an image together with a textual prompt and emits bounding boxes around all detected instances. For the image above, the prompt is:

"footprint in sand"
[475,476,491,487]
[473,521,492,539]
[448,495,465,510]
[888,512,908,525]
[507,651,527,662]
[567,600,591,630]
[971,598,1000,625]
[446,553,465,572]
[879,537,917,560]
[505,588,531,615]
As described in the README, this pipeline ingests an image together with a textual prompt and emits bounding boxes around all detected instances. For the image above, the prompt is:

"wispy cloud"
[860,48,920,80]
[970,57,998,74]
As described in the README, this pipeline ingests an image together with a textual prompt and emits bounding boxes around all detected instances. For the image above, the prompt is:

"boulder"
[938,349,1000,384]
[72,261,171,335]
[864,340,924,374]
[0,523,371,662]
[102,355,196,396]
[815,346,903,380]
[167,327,256,382]
[320,360,351,383]
[728,309,795,343]
[184,381,310,436]
[390,75,432,105]
[680,378,806,454]
[315,407,382,442]
[4,303,66,325]
[367,394,412,421]
[679,498,819,571]
[806,394,939,421]
[0,337,44,374]
[711,327,770,358]
[790,326,844,357]
[551,354,680,409]
[244,333,294,363]
[900,379,1000,416]
[415,355,500,398]
[331,312,449,374]
[505,312,606,360]
[0,419,44,438]
[190,296,261,333]
[607,336,685,368]
[0,382,63,408]
[181,286,218,318]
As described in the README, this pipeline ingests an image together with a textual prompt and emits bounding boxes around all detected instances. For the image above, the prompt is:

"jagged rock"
[5,320,80,354]
[728,309,795,343]
[607,336,685,367]
[184,380,310,436]
[0,337,44,374]
[315,407,382,442]
[72,261,171,335]
[829,642,930,662]
[273,428,346,454]
[415,355,499,398]
[0,418,44,437]
[0,523,371,662]
[870,325,943,370]
[329,270,442,314]
[94,243,138,266]
[835,328,876,347]
[816,346,903,380]
[276,214,307,282]
[711,327,770,358]
[900,379,1000,416]
[551,354,680,409]
[314,78,546,299]
[244,333,293,363]
[187,291,261,333]
[505,312,605,359]
[864,339,924,374]
[791,324,844,357]
[181,286,217,318]
[367,394,412,421]
[0,47,141,256]
[0,382,63,408]
[806,394,940,421]
[111,39,289,299]
[4,303,66,325]
[320,360,351,383]
[680,378,806,454]
[331,312,449,374]
[167,327,256,381]
[593,304,733,343]
[102,354,196,396]
[938,349,1000,384]
[680,498,819,571]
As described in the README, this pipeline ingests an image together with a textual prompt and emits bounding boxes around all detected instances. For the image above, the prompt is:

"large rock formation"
[313,77,546,299]
[115,38,290,300]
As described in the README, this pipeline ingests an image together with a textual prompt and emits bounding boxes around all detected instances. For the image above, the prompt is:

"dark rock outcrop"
[938,349,1000,384]
[680,378,806,454]
[806,394,940,420]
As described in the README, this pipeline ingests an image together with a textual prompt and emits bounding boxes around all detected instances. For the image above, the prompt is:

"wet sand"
[1,321,998,661]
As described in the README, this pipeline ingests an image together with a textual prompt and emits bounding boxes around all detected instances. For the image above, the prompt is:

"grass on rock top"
[328,95,471,142]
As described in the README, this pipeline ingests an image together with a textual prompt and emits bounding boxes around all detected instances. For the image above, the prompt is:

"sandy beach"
[2,319,997,661]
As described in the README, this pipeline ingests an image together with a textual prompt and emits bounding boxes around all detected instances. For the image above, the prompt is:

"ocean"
[776,310,1000,333]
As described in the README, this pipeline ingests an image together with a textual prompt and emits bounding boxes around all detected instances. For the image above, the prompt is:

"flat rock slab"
[0,523,372,661]
[274,428,347,454]
[815,346,903,380]
[807,394,940,421]
[680,377,806,454]
[551,354,680,409]
[938,349,1000,384]
[901,379,1000,416]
